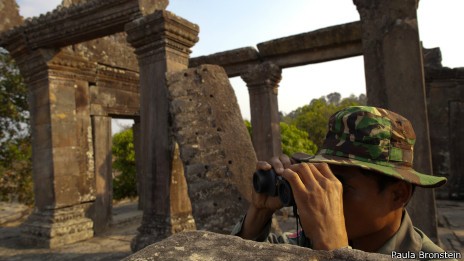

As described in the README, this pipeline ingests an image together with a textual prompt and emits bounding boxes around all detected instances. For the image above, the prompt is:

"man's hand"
[238,155,292,239]
[282,162,349,250]
[251,154,292,211]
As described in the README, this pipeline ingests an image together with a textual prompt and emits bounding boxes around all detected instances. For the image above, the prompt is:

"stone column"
[125,10,199,251]
[354,0,438,240]
[241,62,282,161]
[1,34,96,247]
[132,119,144,210]
[449,102,464,198]
[91,116,113,235]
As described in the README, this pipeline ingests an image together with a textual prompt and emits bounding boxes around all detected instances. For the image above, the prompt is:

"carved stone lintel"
[353,0,419,43]
[241,62,282,92]
[138,0,170,15]
[125,10,199,63]
[354,0,419,11]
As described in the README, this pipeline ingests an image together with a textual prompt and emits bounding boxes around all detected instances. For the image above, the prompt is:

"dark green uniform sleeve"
[231,215,312,247]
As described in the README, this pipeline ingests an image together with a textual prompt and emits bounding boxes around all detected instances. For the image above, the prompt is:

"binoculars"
[253,169,295,207]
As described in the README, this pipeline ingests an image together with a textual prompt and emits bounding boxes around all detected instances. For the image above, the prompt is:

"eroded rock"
[167,64,257,233]
[123,230,393,261]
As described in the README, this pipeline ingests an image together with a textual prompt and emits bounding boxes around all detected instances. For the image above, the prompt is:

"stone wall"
[61,0,137,71]
[425,48,464,199]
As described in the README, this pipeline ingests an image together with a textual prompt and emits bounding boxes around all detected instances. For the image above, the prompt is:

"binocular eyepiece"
[253,169,295,207]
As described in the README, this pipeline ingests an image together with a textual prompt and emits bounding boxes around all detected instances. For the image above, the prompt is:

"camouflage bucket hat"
[301,106,446,188]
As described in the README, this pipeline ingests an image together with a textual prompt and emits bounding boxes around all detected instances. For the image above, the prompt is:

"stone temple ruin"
[0,0,463,256]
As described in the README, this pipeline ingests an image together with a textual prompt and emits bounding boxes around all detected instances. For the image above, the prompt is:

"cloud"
[16,0,62,18]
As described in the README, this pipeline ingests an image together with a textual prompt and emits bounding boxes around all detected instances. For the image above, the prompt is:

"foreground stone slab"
[123,231,392,261]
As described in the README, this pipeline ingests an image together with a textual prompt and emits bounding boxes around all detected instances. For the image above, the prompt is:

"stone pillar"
[241,62,282,161]
[2,39,96,247]
[449,102,464,198]
[354,0,438,240]
[91,116,113,235]
[125,10,199,251]
[132,119,144,210]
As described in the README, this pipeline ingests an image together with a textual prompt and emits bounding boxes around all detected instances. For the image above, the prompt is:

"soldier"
[233,106,451,256]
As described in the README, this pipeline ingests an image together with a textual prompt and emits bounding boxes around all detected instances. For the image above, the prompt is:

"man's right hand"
[238,155,292,239]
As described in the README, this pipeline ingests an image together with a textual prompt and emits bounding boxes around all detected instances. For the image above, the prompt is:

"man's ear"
[389,181,413,209]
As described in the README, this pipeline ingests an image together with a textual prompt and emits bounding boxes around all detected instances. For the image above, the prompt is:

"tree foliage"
[0,49,33,205]
[280,122,317,156]
[0,49,29,159]
[282,92,366,149]
[244,120,317,157]
[112,128,137,200]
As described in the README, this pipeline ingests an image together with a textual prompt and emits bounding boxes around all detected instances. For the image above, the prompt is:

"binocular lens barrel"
[253,169,278,196]
[277,179,294,206]
[252,169,294,207]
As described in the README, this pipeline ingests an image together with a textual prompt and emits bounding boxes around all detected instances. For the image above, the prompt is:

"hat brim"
[306,154,447,188]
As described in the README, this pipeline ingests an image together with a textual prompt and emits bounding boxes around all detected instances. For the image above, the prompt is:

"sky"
[15,0,464,132]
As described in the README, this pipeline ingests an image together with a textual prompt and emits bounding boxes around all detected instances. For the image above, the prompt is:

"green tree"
[0,49,33,204]
[112,128,137,200]
[244,120,252,137]
[280,122,317,156]
[282,92,365,149]
[244,120,317,156]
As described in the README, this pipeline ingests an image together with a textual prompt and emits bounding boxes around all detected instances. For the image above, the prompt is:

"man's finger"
[269,156,285,174]
[281,168,307,198]
[279,154,292,169]
[288,163,318,189]
[313,163,338,181]
[256,161,272,171]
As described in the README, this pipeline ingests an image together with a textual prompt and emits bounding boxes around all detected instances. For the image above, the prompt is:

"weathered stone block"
[54,174,81,208]
[50,123,79,148]
[52,147,80,175]
[89,86,140,117]
[20,205,94,248]
[29,84,52,110]
[31,103,54,126]
[124,231,392,261]
[31,124,52,151]
[190,47,261,77]
[49,83,77,107]
[167,64,257,233]
[257,21,362,68]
